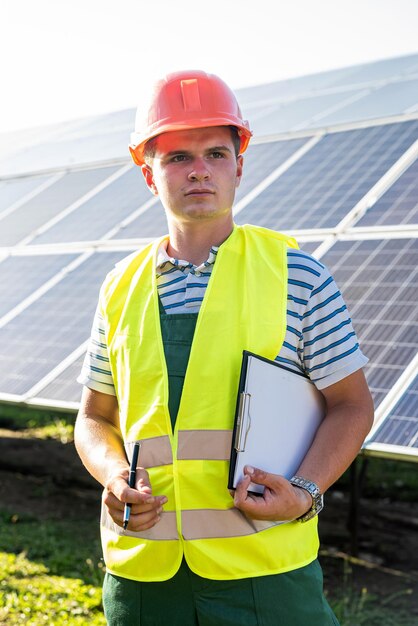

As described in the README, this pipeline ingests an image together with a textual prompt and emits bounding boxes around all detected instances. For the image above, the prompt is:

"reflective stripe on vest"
[101,503,278,541]
[101,224,320,582]
[125,431,232,466]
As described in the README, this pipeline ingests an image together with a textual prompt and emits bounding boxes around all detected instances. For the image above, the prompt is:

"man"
[75,70,374,625]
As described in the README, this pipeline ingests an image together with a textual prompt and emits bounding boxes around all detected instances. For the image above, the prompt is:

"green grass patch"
[0,511,105,625]
[0,512,104,586]
[15,418,74,443]
[0,552,105,625]
[0,403,75,442]
[0,403,75,433]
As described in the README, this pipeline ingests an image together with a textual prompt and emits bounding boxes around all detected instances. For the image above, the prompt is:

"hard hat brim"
[129,119,252,166]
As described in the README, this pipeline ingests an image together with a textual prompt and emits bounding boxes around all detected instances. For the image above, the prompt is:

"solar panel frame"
[368,373,418,450]
[355,158,418,227]
[363,367,418,462]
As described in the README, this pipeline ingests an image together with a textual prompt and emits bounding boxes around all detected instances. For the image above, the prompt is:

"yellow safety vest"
[100,224,319,582]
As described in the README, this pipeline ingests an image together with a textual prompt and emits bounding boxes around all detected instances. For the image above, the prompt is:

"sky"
[1,0,418,134]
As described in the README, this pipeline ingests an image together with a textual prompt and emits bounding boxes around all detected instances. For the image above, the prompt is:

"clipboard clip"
[234,392,251,452]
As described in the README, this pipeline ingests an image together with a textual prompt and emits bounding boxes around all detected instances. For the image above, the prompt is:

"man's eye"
[171,155,187,162]
[211,151,224,159]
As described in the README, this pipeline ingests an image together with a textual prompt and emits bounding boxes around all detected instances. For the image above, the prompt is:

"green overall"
[103,305,340,626]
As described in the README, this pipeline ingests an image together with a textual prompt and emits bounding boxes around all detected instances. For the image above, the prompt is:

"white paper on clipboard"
[230,352,325,494]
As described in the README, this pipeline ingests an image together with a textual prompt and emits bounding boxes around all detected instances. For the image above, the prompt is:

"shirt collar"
[156,241,219,273]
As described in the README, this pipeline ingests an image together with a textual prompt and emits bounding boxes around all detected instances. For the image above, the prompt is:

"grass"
[0,405,105,625]
[0,403,75,443]
[0,511,105,625]
[1,403,417,625]
[332,589,416,626]
[0,552,105,625]
[1,513,415,626]
[0,512,104,585]
[328,560,416,625]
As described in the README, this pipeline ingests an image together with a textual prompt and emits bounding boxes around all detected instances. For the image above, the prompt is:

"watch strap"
[290,475,324,522]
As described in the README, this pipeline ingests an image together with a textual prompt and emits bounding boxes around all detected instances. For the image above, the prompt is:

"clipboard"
[228,351,325,494]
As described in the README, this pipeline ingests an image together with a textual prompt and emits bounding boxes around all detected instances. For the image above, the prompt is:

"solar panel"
[236,139,309,201]
[0,174,53,214]
[329,55,418,88]
[0,128,130,178]
[355,158,418,226]
[236,54,418,108]
[29,166,149,244]
[0,54,417,465]
[317,79,418,127]
[112,200,167,240]
[0,251,127,396]
[68,108,134,136]
[0,254,77,317]
[34,355,86,404]
[3,55,418,179]
[236,68,349,106]
[368,374,418,450]
[249,89,365,136]
[236,120,418,230]
[319,238,418,410]
[297,241,324,255]
[0,166,120,246]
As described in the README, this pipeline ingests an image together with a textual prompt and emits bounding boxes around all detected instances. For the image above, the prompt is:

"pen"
[123,441,141,530]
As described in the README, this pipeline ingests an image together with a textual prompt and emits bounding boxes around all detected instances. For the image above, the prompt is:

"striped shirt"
[78,244,368,394]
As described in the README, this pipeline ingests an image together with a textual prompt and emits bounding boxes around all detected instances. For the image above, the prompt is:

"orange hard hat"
[129,70,252,166]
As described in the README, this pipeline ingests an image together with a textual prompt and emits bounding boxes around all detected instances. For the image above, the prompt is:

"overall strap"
[159,304,198,429]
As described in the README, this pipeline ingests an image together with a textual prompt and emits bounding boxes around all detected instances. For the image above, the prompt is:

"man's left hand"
[233,466,312,522]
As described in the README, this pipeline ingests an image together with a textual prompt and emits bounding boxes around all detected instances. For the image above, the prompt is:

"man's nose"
[188,158,210,181]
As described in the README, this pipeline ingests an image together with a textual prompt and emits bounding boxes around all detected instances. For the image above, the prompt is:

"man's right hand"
[103,467,168,531]
[75,388,168,531]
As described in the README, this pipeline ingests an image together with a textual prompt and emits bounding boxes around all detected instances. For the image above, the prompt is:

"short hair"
[143,125,241,164]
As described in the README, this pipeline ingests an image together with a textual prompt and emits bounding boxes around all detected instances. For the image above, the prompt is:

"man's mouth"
[185,188,215,196]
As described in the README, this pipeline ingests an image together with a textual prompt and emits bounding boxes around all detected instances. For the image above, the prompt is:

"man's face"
[141,126,243,226]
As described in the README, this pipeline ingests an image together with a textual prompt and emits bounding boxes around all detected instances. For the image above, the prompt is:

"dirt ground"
[0,432,417,618]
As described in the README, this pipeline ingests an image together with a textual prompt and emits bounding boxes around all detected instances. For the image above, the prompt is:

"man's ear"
[235,155,244,189]
[141,164,158,195]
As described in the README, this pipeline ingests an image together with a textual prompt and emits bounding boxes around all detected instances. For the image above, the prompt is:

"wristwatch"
[290,475,324,522]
